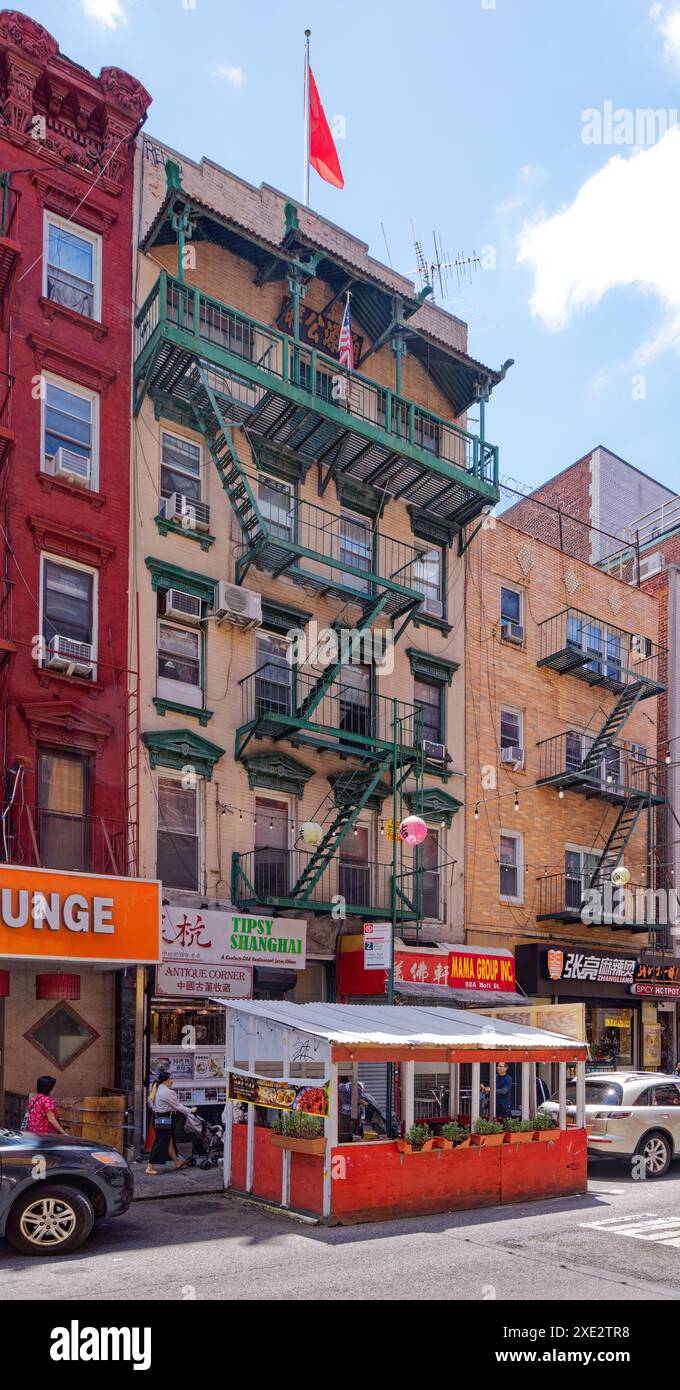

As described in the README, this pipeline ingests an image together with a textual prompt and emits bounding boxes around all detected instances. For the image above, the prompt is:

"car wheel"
[6,1185,95,1256]
[635,1131,672,1178]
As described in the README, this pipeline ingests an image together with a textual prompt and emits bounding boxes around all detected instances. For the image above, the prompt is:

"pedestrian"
[145,1069,196,1175]
[536,1072,550,1107]
[23,1075,68,1136]
[338,1074,365,1143]
[494,1062,514,1120]
[674,1060,680,1077]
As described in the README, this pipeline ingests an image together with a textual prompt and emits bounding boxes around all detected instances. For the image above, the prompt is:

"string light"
[474,804,479,820]
[514,792,520,812]
[558,787,564,799]
[666,752,672,766]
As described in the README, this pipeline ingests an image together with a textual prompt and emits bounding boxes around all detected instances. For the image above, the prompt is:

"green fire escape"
[135,161,506,923]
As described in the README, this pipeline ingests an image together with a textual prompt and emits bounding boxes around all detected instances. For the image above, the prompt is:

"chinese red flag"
[308,67,344,189]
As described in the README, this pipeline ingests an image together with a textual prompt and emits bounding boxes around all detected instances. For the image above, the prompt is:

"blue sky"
[27,0,680,499]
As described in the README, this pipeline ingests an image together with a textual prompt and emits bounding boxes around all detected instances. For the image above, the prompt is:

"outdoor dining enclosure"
[220,1000,589,1224]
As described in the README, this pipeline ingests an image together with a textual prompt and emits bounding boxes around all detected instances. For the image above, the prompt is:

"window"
[585,1003,634,1067]
[44,214,101,320]
[500,831,522,902]
[41,556,96,673]
[500,586,522,626]
[37,750,88,871]
[42,376,97,489]
[258,477,294,542]
[420,829,442,919]
[650,1084,680,1106]
[339,823,371,906]
[566,615,623,681]
[565,847,599,910]
[414,678,443,745]
[339,511,371,592]
[414,413,440,456]
[157,621,202,709]
[157,776,200,892]
[414,547,443,618]
[160,431,202,504]
[25,1002,98,1070]
[339,664,372,737]
[254,795,290,898]
[500,707,523,753]
[255,633,292,717]
[565,730,583,771]
[558,1080,624,1107]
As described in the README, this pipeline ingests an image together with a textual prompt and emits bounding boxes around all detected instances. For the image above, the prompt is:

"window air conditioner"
[422,740,448,764]
[422,597,444,618]
[46,635,94,677]
[639,552,664,581]
[631,634,651,662]
[162,492,211,533]
[53,447,91,486]
[212,582,262,629]
[501,620,524,644]
[501,745,525,770]
[162,589,203,623]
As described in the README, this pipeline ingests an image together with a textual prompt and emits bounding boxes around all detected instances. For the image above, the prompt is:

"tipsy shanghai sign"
[448,949,516,993]
[0,865,160,963]
[228,1071,329,1117]
[161,905,306,970]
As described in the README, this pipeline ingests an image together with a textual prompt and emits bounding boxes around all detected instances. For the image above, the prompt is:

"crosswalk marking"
[582,1214,680,1248]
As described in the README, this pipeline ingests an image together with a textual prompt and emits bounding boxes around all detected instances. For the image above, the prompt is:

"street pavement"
[4,1159,680,1301]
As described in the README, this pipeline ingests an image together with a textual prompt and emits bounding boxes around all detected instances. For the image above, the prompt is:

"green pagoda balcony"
[231,848,420,920]
[236,666,423,760]
[134,271,499,529]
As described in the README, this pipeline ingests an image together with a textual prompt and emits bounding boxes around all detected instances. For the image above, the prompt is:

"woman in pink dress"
[25,1076,68,1135]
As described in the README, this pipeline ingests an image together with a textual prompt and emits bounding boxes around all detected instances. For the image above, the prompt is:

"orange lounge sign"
[448,949,516,993]
[0,865,160,964]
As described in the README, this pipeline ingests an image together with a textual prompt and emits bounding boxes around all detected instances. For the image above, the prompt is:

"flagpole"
[303,29,311,206]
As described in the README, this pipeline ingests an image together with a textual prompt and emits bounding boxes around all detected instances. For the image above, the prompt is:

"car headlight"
[92,1150,129,1167]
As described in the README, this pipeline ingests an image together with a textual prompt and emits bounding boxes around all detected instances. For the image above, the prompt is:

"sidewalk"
[131,1161,224,1201]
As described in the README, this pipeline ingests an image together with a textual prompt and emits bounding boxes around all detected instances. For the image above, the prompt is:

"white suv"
[540,1071,680,1177]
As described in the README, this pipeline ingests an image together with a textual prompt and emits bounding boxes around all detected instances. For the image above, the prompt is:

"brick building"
[465,514,672,1068]
[0,11,151,1131]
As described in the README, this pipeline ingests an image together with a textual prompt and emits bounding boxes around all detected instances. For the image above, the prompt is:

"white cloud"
[212,65,245,87]
[82,0,128,27]
[516,127,680,363]
[650,2,680,65]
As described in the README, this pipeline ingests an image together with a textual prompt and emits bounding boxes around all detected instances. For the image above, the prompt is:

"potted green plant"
[396,1123,435,1154]
[270,1110,326,1155]
[472,1118,506,1147]
[439,1121,470,1150]
[502,1118,536,1145]
[532,1112,558,1142]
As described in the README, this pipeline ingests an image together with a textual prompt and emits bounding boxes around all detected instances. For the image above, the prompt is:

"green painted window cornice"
[145,556,217,604]
[405,786,463,827]
[406,647,459,686]
[261,599,312,635]
[242,751,313,798]
[142,727,225,780]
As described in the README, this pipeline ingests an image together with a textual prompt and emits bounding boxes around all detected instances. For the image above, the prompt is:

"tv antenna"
[408,226,480,302]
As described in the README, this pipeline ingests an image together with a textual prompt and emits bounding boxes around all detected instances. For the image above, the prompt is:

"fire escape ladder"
[187,362,267,556]
[276,590,393,738]
[578,679,649,777]
[587,796,647,888]
[288,753,392,900]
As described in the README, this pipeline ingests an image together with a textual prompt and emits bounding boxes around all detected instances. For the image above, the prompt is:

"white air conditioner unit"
[501,620,524,644]
[639,552,664,581]
[422,739,448,764]
[422,597,444,618]
[501,745,525,770]
[212,581,262,629]
[631,633,651,662]
[46,634,94,677]
[53,446,91,486]
[162,492,211,533]
[162,588,203,623]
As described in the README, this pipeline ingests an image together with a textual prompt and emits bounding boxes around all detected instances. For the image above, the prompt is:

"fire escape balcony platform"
[231,848,419,920]
[134,272,499,529]
[537,608,665,697]
[536,733,664,806]
[536,873,661,933]
[236,672,422,764]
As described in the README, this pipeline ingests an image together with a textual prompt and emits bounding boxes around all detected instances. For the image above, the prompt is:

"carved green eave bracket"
[405,787,462,828]
[142,728,225,781]
[406,648,459,686]
[329,771,391,814]
[145,556,216,604]
[165,159,186,194]
[242,751,313,798]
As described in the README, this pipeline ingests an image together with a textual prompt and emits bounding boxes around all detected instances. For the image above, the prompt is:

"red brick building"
[0,11,150,1129]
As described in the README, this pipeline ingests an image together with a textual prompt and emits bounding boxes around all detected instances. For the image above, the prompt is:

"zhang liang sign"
[161,906,306,970]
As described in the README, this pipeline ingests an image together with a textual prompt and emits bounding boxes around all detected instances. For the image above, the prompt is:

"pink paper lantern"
[398,814,428,846]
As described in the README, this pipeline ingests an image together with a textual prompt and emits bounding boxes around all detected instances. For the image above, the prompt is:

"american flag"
[338,296,354,371]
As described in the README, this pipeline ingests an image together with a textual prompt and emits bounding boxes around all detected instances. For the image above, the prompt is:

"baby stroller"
[184,1111,224,1169]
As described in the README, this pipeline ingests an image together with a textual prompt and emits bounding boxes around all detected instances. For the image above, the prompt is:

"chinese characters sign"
[155,961,253,999]
[161,906,306,970]
[277,296,363,363]
[545,950,637,986]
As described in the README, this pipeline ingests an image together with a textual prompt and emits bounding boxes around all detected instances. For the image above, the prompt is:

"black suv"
[0,1128,134,1255]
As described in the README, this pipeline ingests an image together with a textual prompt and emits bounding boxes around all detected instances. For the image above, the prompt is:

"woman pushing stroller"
[145,1068,197,1176]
